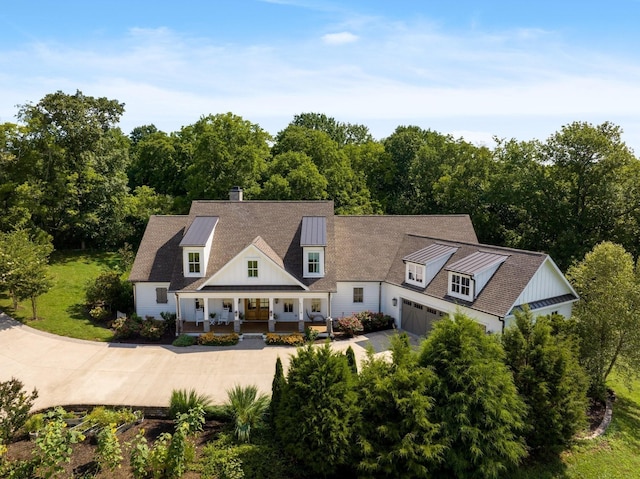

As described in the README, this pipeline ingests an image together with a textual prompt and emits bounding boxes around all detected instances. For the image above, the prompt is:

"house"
[128,188,578,336]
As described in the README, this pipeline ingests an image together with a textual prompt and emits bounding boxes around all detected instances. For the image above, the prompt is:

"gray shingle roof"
[386,235,554,318]
[251,236,285,269]
[335,215,478,281]
[178,216,218,247]
[171,201,336,292]
[129,215,188,282]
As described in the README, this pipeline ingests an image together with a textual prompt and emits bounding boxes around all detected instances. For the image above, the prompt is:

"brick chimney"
[229,186,243,201]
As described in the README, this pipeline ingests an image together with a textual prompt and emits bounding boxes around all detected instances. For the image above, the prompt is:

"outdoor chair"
[218,308,230,325]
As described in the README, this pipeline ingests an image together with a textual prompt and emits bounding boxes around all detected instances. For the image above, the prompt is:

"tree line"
[1,90,640,269]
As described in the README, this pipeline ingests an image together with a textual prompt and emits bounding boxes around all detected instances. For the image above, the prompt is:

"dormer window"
[406,262,425,287]
[188,252,201,274]
[308,252,320,274]
[450,273,471,298]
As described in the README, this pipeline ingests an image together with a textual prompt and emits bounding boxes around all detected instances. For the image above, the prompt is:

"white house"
[128,189,577,336]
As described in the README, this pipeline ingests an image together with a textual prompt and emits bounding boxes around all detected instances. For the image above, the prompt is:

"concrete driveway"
[0,313,404,410]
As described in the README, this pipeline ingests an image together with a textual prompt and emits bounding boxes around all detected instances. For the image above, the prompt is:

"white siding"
[332,282,380,318]
[504,302,574,329]
[134,282,176,319]
[205,245,303,287]
[513,259,574,306]
[381,283,503,334]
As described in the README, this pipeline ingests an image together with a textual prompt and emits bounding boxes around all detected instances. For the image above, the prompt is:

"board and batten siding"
[513,259,574,306]
[332,282,380,318]
[134,282,176,319]
[205,246,302,287]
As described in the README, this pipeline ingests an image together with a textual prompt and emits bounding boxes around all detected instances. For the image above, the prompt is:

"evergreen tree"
[419,312,527,479]
[503,308,588,456]
[276,343,359,477]
[345,345,358,374]
[357,333,444,478]
[269,356,285,431]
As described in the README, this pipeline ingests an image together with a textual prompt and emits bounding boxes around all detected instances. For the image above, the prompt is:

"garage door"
[401,299,438,336]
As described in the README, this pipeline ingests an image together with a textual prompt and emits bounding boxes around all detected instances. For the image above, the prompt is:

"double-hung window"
[188,252,200,274]
[308,252,320,274]
[353,287,364,303]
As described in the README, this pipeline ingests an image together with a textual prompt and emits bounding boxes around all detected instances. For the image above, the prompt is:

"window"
[308,252,320,274]
[195,298,203,310]
[248,260,258,278]
[451,273,471,297]
[353,287,363,303]
[188,252,200,273]
[222,300,233,311]
[311,299,321,313]
[407,263,423,284]
[284,300,294,313]
[155,287,168,304]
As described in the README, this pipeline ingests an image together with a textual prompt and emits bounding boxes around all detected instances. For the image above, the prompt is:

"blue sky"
[2,0,640,151]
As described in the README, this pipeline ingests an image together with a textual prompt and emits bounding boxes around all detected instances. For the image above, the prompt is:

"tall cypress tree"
[269,356,285,431]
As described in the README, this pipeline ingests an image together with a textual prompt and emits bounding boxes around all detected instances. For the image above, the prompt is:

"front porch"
[181,320,328,336]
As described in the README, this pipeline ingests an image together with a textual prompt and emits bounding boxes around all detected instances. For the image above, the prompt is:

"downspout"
[499,316,505,334]
[328,292,332,317]
[378,282,382,313]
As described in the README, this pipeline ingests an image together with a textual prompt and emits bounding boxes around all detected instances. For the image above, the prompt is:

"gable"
[202,241,308,290]
[510,257,577,310]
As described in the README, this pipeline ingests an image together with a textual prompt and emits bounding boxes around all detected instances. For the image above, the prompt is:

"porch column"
[233,297,241,333]
[175,293,181,336]
[268,298,275,332]
[298,297,305,333]
[203,298,210,332]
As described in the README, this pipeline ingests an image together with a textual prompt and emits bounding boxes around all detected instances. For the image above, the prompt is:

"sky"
[1,0,640,152]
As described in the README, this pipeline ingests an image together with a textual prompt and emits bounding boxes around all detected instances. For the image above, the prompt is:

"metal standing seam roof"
[179,216,219,246]
[403,243,459,264]
[300,216,327,246]
[445,251,509,276]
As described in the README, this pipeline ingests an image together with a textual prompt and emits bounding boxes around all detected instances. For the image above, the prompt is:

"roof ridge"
[404,234,547,257]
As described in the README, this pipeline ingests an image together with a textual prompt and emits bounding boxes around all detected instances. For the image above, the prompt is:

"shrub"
[140,319,166,341]
[0,378,39,443]
[198,332,240,346]
[169,389,212,420]
[85,270,133,316]
[128,429,150,479]
[355,311,395,333]
[304,327,320,342]
[89,305,111,321]
[23,413,45,435]
[265,333,305,346]
[172,334,197,347]
[336,315,364,337]
[112,314,142,340]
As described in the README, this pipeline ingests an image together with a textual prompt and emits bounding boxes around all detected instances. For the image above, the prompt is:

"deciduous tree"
[566,241,640,398]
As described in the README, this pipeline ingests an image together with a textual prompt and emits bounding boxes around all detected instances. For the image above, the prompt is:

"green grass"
[513,375,640,479]
[0,250,120,341]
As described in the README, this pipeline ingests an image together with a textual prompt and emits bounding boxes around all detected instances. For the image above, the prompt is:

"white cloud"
[321,31,358,45]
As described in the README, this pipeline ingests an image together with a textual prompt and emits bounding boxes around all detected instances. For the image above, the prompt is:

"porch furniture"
[218,308,230,325]
[195,309,205,326]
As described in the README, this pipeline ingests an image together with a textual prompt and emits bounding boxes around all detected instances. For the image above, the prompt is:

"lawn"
[0,250,121,341]
[514,375,640,479]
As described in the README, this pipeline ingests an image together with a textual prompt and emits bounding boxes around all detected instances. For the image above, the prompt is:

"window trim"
[448,272,473,300]
[188,252,201,274]
[247,259,259,279]
[303,247,325,278]
[283,300,294,313]
[307,251,320,274]
[155,287,168,304]
[406,262,425,286]
[353,287,364,303]
[311,298,321,313]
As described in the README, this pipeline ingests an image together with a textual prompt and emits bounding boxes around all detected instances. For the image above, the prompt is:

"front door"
[244,298,269,320]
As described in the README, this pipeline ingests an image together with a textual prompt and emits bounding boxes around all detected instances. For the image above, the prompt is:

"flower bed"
[265,333,305,346]
[198,332,240,346]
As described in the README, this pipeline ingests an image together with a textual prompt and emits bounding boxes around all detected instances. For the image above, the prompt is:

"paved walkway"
[0,313,404,410]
